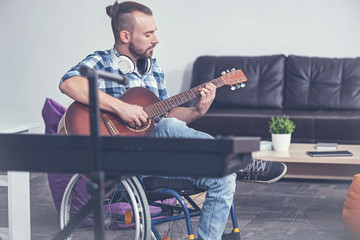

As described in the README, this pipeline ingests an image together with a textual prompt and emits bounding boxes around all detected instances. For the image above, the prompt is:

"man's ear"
[119,30,131,43]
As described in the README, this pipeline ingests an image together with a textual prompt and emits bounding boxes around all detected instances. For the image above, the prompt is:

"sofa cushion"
[284,55,360,110]
[314,110,360,144]
[189,108,315,142]
[191,55,285,109]
[189,108,360,144]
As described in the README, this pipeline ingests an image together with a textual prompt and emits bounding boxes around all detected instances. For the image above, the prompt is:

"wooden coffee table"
[253,143,360,180]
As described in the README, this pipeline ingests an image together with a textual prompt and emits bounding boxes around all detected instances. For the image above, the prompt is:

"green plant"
[269,116,295,134]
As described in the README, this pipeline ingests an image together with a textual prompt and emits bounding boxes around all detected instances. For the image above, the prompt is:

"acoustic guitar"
[57,69,247,136]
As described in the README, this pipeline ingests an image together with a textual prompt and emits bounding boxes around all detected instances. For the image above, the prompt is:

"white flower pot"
[271,133,291,152]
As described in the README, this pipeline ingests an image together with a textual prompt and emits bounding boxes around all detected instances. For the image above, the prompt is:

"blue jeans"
[149,118,237,240]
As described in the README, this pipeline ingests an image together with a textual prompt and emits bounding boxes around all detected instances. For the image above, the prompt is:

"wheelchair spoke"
[59,175,151,240]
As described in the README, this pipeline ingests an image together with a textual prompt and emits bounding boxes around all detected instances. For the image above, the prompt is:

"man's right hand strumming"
[116,102,149,128]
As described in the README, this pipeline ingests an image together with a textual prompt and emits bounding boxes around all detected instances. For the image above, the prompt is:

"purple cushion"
[41,98,67,135]
[41,98,73,214]
[47,173,73,215]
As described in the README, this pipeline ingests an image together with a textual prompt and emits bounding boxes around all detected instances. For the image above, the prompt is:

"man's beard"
[129,42,154,59]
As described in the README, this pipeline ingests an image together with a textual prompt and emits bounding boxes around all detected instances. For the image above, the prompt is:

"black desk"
[0,134,259,177]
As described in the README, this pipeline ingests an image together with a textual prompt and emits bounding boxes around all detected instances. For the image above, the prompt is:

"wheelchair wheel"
[60,174,151,240]
[150,191,206,240]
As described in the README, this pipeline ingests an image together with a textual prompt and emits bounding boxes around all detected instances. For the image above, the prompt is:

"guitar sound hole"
[125,119,152,133]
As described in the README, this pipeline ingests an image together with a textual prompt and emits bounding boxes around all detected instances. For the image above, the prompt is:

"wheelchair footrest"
[222,231,241,240]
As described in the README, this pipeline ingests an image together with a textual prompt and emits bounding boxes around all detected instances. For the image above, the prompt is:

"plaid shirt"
[60,48,169,100]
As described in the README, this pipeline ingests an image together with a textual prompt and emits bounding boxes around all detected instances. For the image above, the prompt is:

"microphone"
[79,66,128,85]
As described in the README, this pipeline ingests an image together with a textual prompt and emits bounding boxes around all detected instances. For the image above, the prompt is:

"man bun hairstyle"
[106,1,153,43]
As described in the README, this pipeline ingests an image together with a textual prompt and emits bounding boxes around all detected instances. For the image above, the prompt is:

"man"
[59,1,286,239]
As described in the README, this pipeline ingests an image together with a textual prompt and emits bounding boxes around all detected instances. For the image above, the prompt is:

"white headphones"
[110,48,152,75]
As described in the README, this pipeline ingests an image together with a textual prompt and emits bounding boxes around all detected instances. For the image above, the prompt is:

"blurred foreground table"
[0,121,40,240]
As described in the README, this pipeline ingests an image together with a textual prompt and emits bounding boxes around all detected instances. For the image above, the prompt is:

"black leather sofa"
[188,55,360,144]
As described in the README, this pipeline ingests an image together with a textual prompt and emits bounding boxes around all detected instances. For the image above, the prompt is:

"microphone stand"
[53,67,128,240]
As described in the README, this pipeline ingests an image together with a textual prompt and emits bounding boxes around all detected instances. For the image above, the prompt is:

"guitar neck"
[144,77,225,118]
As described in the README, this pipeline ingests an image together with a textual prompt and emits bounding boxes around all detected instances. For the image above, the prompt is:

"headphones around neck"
[110,48,152,75]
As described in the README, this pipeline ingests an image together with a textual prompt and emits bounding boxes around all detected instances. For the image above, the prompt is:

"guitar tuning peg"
[231,85,236,91]
[221,71,226,76]
[241,83,246,88]
[226,69,230,73]
[231,68,236,72]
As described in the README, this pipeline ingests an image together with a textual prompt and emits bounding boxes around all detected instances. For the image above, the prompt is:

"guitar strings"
[106,76,230,126]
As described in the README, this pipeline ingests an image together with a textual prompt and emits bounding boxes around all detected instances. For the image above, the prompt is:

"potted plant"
[269,116,295,151]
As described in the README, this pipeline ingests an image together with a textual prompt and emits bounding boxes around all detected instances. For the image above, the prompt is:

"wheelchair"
[59,174,241,240]
[41,98,241,239]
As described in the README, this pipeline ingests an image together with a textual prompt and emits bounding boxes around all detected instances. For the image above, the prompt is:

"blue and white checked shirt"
[60,48,169,101]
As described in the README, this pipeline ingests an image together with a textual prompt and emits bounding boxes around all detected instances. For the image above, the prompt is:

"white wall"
[1,0,359,133]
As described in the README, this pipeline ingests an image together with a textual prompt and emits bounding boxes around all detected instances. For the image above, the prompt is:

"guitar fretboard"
[144,77,225,118]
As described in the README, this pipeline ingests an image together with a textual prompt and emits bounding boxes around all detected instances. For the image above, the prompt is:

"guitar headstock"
[221,68,247,90]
